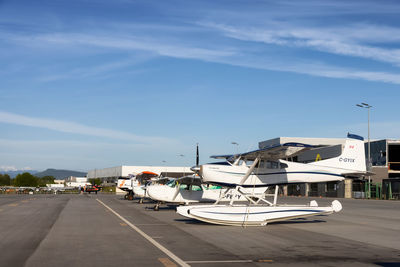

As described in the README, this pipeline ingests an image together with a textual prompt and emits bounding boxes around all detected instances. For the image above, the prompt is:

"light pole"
[231,142,239,154]
[356,102,372,198]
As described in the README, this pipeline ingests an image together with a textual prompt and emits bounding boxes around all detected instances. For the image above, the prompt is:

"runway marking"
[185,260,253,264]
[8,203,18,207]
[159,257,177,267]
[120,223,127,226]
[152,236,163,239]
[256,259,274,262]
[96,199,190,267]
[0,209,3,212]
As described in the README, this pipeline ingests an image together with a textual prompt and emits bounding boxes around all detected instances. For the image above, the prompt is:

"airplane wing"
[211,142,315,161]
[140,171,159,176]
[151,176,171,184]
[211,154,235,160]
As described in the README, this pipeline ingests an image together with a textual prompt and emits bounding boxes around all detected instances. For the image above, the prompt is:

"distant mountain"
[0,170,38,178]
[34,169,87,180]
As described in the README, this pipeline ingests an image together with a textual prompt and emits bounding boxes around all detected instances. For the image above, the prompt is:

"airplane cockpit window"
[258,160,265,168]
[166,180,176,188]
[190,185,202,191]
[265,161,279,169]
[246,159,254,166]
[238,159,246,166]
[280,162,288,169]
[179,184,189,190]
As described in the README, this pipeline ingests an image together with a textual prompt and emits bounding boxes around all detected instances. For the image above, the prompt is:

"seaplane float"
[177,133,371,226]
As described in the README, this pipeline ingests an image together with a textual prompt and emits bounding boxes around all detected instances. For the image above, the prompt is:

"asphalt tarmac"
[0,194,399,267]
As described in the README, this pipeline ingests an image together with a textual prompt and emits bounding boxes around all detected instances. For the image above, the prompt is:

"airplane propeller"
[190,143,202,177]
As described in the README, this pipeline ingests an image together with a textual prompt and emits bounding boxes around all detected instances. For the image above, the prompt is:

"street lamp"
[231,142,239,154]
[356,102,372,198]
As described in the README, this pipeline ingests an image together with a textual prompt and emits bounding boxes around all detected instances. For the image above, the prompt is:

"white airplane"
[133,176,172,204]
[117,174,136,200]
[146,175,268,210]
[177,133,371,226]
[117,171,159,200]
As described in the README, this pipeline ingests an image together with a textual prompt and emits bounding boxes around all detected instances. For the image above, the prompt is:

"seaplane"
[177,133,370,226]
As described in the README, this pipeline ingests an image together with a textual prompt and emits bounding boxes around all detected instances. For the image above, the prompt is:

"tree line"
[0,173,55,187]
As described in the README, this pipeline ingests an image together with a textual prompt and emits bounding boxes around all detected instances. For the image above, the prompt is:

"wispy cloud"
[6,30,400,85]
[2,1,400,85]
[24,32,235,61]
[200,22,400,67]
[0,111,174,144]
[37,56,155,82]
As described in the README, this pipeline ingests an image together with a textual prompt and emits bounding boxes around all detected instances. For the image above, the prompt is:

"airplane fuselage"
[201,160,346,187]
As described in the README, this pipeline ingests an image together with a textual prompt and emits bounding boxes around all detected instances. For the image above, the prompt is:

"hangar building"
[86,165,193,183]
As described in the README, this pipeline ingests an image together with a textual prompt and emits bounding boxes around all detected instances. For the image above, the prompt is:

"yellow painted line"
[0,209,3,212]
[8,203,18,207]
[120,223,127,226]
[257,259,274,263]
[159,258,177,267]
[96,199,189,267]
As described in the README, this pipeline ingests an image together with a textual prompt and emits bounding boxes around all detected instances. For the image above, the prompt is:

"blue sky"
[1,0,400,171]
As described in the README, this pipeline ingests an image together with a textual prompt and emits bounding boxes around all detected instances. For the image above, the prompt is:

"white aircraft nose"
[146,185,163,200]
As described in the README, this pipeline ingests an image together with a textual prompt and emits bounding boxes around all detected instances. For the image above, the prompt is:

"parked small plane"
[147,175,267,210]
[118,171,159,200]
[133,175,171,204]
[117,174,136,200]
[177,133,370,226]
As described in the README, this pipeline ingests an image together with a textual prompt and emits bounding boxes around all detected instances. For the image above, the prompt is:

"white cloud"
[215,56,400,85]
[201,22,400,66]
[37,56,155,82]
[0,165,18,171]
[0,166,32,172]
[29,32,235,61]
[4,18,400,85]
[0,111,174,144]
[14,31,400,85]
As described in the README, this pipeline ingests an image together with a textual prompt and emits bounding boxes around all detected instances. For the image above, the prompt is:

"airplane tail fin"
[310,133,367,174]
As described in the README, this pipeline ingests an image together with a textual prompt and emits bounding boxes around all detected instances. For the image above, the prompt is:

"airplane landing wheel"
[139,198,143,204]
[154,204,159,211]
[124,194,128,200]
[128,194,133,200]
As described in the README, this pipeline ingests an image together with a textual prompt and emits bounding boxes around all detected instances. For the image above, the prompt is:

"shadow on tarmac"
[173,217,327,226]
